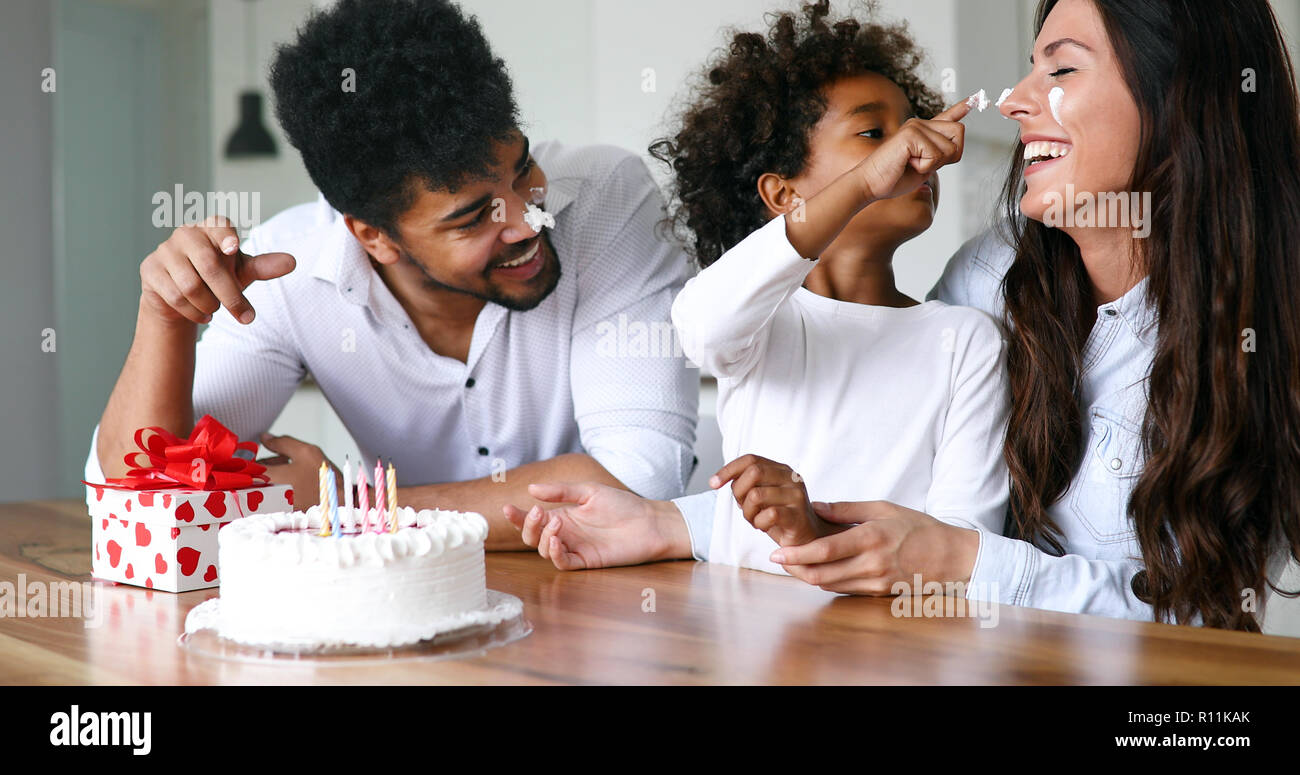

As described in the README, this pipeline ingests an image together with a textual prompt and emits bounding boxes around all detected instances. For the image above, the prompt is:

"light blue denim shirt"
[925,230,1159,621]
[676,230,1300,632]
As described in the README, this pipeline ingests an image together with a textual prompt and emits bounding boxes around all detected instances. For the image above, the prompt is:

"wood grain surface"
[1,499,1297,685]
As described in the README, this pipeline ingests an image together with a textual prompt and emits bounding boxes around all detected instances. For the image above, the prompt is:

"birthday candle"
[373,459,386,534]
[317,462,331,536]
[387,463,397,533]
[357,464,370,534]
[342,456,353,511]
[328,468,340,540]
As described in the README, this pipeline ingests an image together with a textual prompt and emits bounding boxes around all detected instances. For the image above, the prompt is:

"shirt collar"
[1102,274,1158,344]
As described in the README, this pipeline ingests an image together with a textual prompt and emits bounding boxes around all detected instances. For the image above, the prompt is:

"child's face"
[780,72,939,251]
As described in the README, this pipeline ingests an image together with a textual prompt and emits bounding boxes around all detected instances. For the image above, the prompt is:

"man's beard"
[397,233,562,312]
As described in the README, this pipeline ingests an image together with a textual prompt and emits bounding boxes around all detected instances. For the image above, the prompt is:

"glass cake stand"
[178,590,530,665]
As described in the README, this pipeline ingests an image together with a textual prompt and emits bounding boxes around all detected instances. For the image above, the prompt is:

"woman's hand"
[710,454,844,547]
[767,501,980,595]
[503,483,692,570]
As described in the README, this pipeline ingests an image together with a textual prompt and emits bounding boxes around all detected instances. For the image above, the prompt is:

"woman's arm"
[774,501,1157,621]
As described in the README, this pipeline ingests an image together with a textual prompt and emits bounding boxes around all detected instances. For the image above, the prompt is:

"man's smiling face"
[386,132,562,312]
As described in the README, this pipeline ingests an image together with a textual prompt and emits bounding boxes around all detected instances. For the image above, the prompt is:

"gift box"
[84,416,294,593]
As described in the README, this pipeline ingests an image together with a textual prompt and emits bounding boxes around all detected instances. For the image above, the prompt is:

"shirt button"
[466,377,476,389]
[1104,309,1118,317]
[1110,458,1123,471]
[478,447,490,457]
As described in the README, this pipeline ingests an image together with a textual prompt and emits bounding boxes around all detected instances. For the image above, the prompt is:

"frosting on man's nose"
[523,203,555,233]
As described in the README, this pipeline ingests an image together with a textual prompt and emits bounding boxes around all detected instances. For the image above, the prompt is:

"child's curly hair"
[650,0,945,267]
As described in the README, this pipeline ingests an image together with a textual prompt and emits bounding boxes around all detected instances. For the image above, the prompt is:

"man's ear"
[344,215,402,265]
[757,173,804,220]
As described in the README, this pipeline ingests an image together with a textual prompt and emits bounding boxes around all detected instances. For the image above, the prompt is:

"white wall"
[209,0,324,224]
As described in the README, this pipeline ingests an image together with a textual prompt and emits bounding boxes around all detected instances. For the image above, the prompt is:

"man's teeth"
[498,242,539,269]
[1023,140,1072,163]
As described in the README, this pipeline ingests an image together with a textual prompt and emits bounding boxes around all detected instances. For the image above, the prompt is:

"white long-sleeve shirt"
[671,215,1010,575]
[86,142,698,499]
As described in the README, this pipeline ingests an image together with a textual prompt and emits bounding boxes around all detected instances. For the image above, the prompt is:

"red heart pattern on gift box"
[204,491,227,518]
[177,546,200,577]
[90,484,291,591]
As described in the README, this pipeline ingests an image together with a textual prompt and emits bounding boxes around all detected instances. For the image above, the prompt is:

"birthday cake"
[207,505,491,648]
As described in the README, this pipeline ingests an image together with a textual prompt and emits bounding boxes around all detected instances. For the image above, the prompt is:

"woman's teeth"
[499,242,540,269]
[1023,140,1072,165]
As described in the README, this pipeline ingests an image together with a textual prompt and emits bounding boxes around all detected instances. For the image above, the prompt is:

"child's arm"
[783,99,972,259]
[710,454,845,548]
[670,216,820,378]
[673,99,973,378]
[924,312,1010,536]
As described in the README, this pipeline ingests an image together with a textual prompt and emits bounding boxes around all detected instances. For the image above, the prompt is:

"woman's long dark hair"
[1001,0,1300,630]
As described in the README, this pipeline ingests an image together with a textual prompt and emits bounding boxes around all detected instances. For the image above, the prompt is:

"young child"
[506,1,1009,578]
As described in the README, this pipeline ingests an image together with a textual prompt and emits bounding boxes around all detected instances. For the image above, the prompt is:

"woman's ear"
[344,215,402,266]
[757,173,804,220]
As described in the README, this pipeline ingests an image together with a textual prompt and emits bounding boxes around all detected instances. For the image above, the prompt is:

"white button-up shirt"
[87,142,699,499]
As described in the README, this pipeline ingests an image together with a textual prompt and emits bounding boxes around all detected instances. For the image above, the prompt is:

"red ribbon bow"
[96,415,268,491]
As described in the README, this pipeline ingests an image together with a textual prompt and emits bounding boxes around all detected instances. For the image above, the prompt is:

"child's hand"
[503,483,692,570]
[856,98,972,203]
[711,455,840,547]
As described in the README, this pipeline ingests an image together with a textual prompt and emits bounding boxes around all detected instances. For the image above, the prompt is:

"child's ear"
[757,173,803,220]
[344,215,402,266]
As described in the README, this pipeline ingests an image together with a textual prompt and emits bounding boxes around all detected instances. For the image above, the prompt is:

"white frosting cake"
[213,506,489,648]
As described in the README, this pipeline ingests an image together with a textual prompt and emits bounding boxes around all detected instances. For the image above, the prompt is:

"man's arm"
[567,154,699,501]
[97,304,199,479]
[399,452,628,551]
[95,218,295,479]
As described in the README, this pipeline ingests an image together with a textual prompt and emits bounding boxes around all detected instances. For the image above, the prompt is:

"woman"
[507,0,1300,634]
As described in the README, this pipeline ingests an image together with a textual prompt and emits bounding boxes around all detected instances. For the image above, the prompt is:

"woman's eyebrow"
[1030,37,1094,64]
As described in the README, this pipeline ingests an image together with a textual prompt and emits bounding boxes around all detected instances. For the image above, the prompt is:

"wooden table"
[2,499,1298,685]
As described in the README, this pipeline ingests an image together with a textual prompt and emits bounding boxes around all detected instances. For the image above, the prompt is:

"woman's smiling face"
[1001,0,1142,224]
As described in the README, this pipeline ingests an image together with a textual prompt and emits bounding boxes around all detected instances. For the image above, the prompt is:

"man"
[87,0,698,550]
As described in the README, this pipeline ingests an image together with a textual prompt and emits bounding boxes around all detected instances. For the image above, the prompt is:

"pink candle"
[357,463,370,534]
[372,459,386,534]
